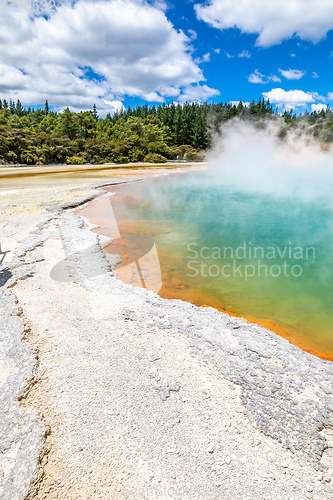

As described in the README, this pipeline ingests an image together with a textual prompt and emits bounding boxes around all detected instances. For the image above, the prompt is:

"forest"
[0,97,332,165]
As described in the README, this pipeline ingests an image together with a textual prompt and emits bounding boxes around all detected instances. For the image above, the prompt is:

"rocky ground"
[1,173,333,500]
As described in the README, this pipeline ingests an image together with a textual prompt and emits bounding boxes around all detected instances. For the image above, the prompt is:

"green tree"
[92,103,98,121]
[56,108,78,139]
[76,111,96,139]
[16,99,24,116]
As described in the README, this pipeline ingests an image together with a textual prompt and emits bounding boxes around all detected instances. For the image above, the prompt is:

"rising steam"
[205,118,333,202]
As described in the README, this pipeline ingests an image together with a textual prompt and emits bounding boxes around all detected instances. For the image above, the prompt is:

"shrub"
[5,151,18,163]
[65,155,87,165]
[115,156,129,164]
[144,153,167,163]
[183,151,205,162]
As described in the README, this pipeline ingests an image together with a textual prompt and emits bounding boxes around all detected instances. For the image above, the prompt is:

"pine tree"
[249,99,256,115]
[192,108,207,149]
[92,103,98,121]
[173,104,183,145]
[141,104,148,118]
[9,99,15,113]
[179,102,190,145]
[44,100,49,115]
[149,105,156,116]
[237,101,244,114]
[16,99,23,117]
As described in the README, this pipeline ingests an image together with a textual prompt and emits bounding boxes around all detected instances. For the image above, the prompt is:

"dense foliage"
[0,97,332,165]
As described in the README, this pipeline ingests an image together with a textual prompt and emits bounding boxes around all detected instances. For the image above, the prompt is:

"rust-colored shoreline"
[159,280,333,363]
[206,306,333,363]
[77,176,333,364]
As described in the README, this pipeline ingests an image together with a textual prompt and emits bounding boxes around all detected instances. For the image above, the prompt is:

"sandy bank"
[1,174,333,499]
[0,162,204,180]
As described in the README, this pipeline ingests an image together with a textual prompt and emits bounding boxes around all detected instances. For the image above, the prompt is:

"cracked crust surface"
[1,177,333,499]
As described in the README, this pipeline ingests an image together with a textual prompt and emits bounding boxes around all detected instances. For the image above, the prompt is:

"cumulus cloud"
[311,103,327,112]
[194,0,333,47]
[312,72,319,78]
[0,0,218,113]
[248,70,280,84]
[262,88,316,110]
[279,69,306,80]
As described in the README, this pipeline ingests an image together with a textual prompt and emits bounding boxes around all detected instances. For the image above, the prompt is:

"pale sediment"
[0,289,45,500]
[1,179,333,499]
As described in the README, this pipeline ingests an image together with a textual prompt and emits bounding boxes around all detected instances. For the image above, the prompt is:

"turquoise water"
[107,171,333,359]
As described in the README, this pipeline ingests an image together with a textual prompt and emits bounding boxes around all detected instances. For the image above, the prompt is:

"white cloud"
[312,72,319,78]
[195,52,211,63]
[194,0,333,47]
[279,69,305,80]
[188,29,197,40]
[103,100,126,113]
[0,0,218,113]
[262,88,316,109]
[214,48,221,54]
[238,50,251,58]
[311,103,327,112]
[248,70,281,84]
[0,64,28,91]
[306,91,325,101]
[229,101,250,107]
[178,84,220,103]
[249,70,266,84]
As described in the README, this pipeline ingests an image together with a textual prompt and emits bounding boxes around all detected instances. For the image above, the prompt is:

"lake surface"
[79,171,333,361]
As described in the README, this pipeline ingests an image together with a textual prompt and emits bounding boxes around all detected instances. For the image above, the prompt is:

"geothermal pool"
[79,171,333,361]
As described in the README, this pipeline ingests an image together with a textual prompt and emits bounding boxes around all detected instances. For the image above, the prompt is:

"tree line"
[0,97,332,165]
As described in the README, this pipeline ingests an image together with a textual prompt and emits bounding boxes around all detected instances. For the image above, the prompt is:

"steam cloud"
[205,119,333,202]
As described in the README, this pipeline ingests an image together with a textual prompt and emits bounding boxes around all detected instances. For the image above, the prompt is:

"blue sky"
[0,0,332,115]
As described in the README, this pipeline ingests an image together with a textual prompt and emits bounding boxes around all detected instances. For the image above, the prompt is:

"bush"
[147,141,170,157]
[65,155,87,165]
[144,153,167,163]
[20,152,38,165]
[174,145,195,159]
[4,151,18,163]
[129,147,145,162]
[183,151,205,162]
[115,156,129,164]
